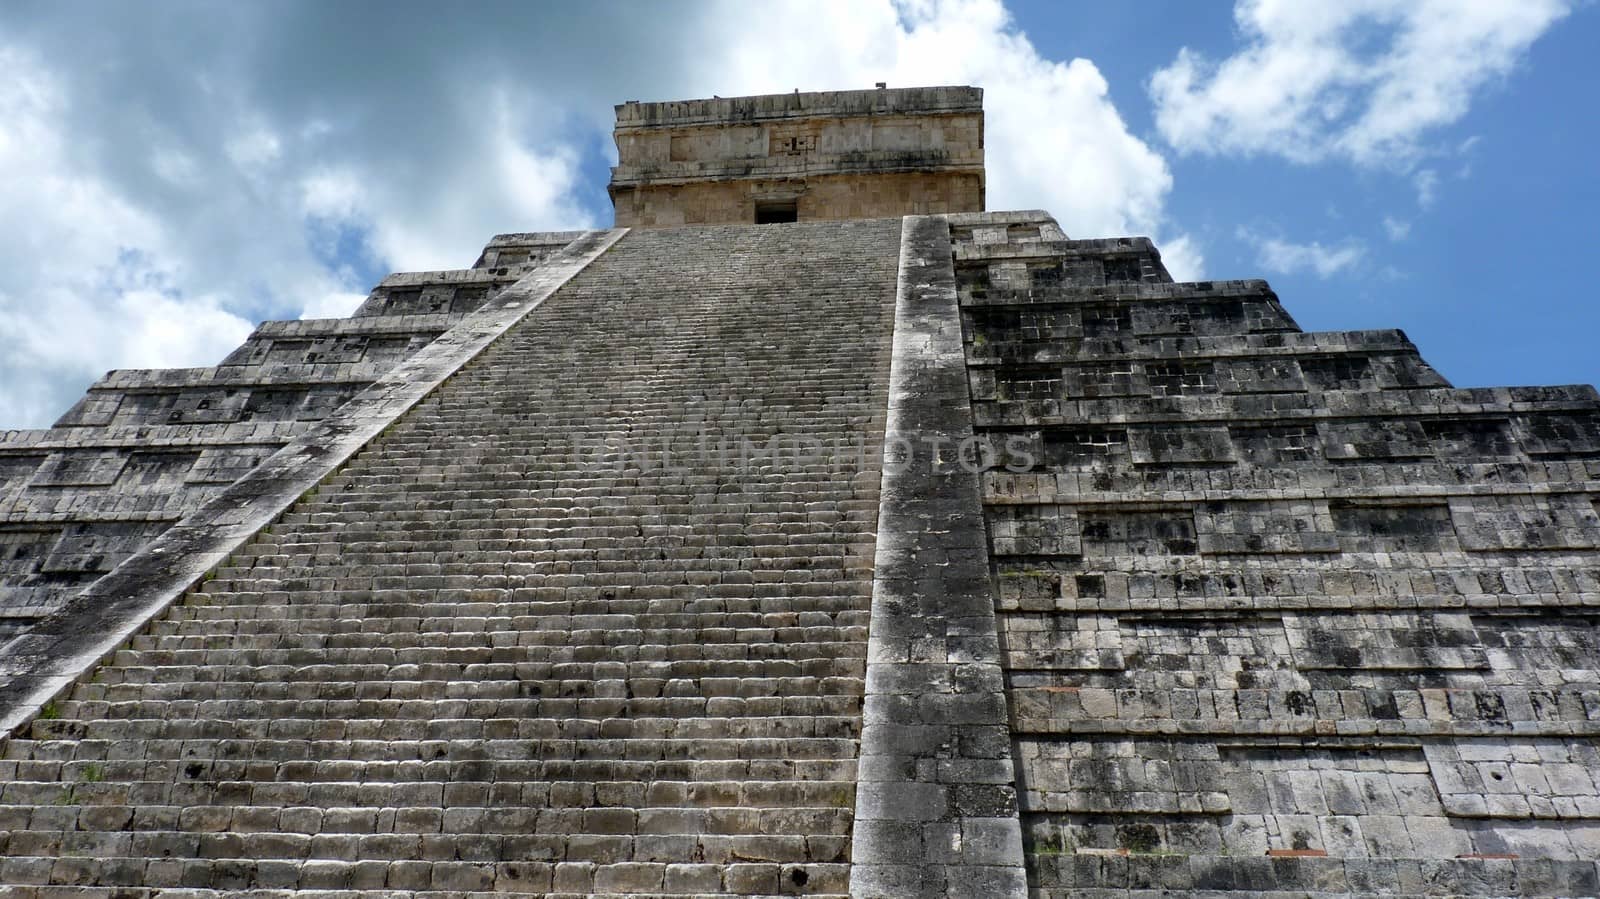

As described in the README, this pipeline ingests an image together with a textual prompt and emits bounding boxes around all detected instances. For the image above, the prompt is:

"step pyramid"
[1,209,1598,898]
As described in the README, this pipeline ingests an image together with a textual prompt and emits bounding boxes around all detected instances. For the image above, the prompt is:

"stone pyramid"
[1,86,1598,898]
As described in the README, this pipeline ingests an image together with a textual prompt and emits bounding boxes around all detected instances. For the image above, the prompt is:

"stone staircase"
[949,212,1600,896]
[0,220,901,896]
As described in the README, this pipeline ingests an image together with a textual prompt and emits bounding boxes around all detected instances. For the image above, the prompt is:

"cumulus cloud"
[0,47,253,427]
[1239,229,1366,279]
[1149,0,1571,168]
[1156,235,1206,283]
[0,0,1192,427]
[1413,169,1441,208]
[695,0,1188,249]
[1382,216,1412,241]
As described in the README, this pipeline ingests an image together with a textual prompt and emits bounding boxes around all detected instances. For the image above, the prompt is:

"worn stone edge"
[848,215,1028,898]
[0,228,629,736]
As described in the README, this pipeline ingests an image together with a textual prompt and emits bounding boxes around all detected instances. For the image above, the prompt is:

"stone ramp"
[950,212,1600,897]
[0,221,901,895]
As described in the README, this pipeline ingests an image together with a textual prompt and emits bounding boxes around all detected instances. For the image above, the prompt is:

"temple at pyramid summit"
[2,84,1600,897]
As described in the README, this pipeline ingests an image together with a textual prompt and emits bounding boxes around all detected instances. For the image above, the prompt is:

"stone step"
[78,670,862,695]
[27,714,860,743]
[126,623,871,648]
[148,583,866,603]
[150,598,870,620]
[78,659,861,682]
[124,622,867,646]
[147,609,869,633]
[0,756,856,785]
[191,555,866,579]
[67,667,864,692]
[173,588,869,606]
[0,883,851,889]
[0,856,850,894]
[92,651,864,676]
[189,572,870,590]
[0,802,854,839]
[2,736,859,764]
[39,694,864,722]
[280,484,881,504]
[172,594,868,613]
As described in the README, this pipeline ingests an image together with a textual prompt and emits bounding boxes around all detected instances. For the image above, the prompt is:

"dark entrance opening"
[755,200,798,224]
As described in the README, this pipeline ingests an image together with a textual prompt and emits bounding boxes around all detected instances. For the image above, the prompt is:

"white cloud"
[694,0,1187,248]
[299,291,369,321]
[1382,216,1411,241]
[357,93,591,273]
[1157,235,1206,283]
[0,47,253,427]
[225,125,283,171]
[299,170,365,221]
[1413,168,1440,207]
[1150,0,1571,168]
[150,148,199,185]
[0,19,598,427]
[1240,228,1366,279]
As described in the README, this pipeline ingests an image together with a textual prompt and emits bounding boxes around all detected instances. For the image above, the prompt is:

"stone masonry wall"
[951,212,1600,897]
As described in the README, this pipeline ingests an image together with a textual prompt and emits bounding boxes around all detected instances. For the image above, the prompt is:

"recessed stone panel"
[27,450,129,487]
[1450,494,1600,551]
[1284,612,1488,670]
[1194,500,1339,554]
[1425,739,1600,819]
[1016,738,1231,816]
[1322,419,1434,460]
[0,527,59,586]
[1331,501,1459,552]
[988,505,1081,557]
[1516,412,1600,457]
[1041,427,1129,469]
[0,454,47,492]
[1230,423,1324,464]
[1129,427,1236,465]
[1080,509,1197,557]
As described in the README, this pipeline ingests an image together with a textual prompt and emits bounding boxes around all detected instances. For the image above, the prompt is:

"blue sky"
[1007,0,1598,392]
[0,0,1593,427]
